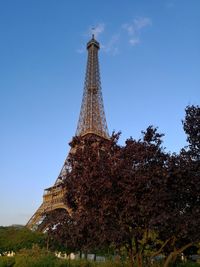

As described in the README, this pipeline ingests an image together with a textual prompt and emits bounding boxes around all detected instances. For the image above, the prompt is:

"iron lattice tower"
[26,36,110,230]
[76,35,109,139]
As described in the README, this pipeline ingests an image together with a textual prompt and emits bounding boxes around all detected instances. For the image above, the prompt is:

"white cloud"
[77,23,105,54]
[123,17,152,46]
[76,46,85,54]
[101,34,120,55]
[77,17,151,54]
[134,17,152,30]
[89,23,105,38]
[123,17,152,34]
[129,37,140,46]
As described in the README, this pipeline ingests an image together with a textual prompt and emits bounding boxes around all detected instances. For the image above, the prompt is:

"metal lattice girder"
[26,185,69,230]
[26,36,110,230]
[76,36,109,139]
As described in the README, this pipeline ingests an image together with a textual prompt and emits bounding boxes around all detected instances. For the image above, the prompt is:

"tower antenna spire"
[91,27,95,39]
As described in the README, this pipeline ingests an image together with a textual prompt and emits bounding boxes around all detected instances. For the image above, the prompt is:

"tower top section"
[75,36,109,139]
[87,34,100,50]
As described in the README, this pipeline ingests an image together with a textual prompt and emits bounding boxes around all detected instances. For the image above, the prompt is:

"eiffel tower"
[26,35,109,230]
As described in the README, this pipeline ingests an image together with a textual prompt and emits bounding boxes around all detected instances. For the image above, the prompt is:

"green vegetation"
[0,226,46,254]
[0,243,199,267]
[1,105,200,267]
[44,105,200,267]
[0,255,200,267]
[0,257,15,267]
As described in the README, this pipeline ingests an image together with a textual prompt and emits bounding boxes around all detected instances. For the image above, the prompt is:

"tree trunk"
[136,253,143,267]
[128,247,134,267]
[163,243,193,267]
[46,234,49,252]
[135,237,143,267]
[126,241,134,267]
[163,252,174,267]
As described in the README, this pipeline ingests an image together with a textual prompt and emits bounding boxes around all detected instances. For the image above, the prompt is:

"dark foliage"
[64,133,122,252]
[45,105,200,267]
[183,105,200,159]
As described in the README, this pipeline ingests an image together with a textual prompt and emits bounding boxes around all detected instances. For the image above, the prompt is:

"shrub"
[175,262,200,267]
[0,257,15,267]
[14,245,56,267]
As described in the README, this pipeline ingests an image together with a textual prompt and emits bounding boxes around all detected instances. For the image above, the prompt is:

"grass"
[0,257,200,267]
[0,246,199,267]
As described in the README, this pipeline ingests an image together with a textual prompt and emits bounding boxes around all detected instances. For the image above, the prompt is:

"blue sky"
[0,0,199,226]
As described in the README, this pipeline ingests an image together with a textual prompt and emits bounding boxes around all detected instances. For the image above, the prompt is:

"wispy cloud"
[101,34,120,55]
[76,45,85,54]
[129,37,140,46]
[123,17,152,46]
[77,23,105,54]
[89,23,105,38]
[123,17,152,34]
[77,17,152,54]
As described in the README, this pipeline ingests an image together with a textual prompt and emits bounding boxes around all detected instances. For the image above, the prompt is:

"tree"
[0,226,46,253]
[116,126,169,267]
[42,208,79,255]
[45,106,200,267]
[183,105,200,159]
[155,150,200,267]
[47,133,122,256]
[48,128,169,267]
[155,105,200,267]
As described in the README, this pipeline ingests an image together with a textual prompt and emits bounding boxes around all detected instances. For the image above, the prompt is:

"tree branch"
[150,237,171,258]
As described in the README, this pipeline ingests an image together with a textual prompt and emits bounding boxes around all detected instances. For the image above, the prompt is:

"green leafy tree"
[0,226,46,253]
